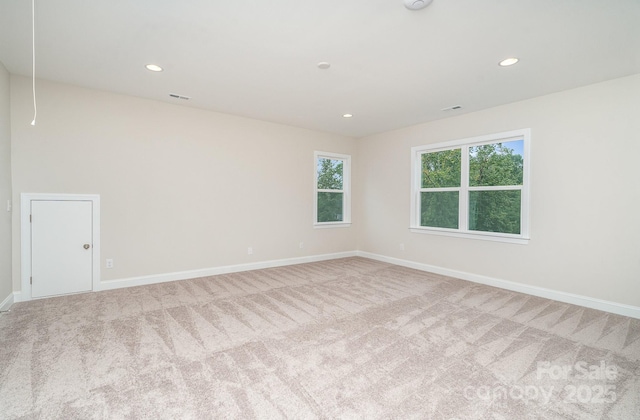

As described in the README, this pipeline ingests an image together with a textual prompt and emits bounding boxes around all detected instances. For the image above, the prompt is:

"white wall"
[10,76,357,291]
[357,74,640,308]
[8,73,640,312]
[0,62,11,305]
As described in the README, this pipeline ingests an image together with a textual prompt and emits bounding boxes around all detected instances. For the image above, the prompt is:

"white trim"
[20,193,101,302]
[409,227,529,244]
[314,222,352,229]
[0,292,15,311]
[10,245,639,320]
[100,251,357,291]
[410,128,530,243]
[357,251,640,320]
[413,130,528,151]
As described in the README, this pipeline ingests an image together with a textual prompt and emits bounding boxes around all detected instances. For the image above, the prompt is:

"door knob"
[83,244,91,250]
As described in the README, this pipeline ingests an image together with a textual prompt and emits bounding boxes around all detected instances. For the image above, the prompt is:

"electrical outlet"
[399,243,405,251]
[299,242,304,249]
[247,247,253,255]
[106,259,114,269]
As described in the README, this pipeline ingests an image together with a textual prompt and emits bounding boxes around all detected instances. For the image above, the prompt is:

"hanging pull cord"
[31,0,37,126]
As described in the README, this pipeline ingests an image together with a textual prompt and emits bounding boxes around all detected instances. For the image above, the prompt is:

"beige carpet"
[0,257,639,419]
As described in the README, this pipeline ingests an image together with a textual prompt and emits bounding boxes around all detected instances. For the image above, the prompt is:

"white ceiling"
[1,0,639,138]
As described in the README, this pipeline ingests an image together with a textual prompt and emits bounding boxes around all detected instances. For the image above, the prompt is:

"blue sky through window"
[469,140,523,157]
[503,140,524,157]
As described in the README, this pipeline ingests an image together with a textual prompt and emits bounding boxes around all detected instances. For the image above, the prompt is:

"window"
[314,151,351,227]
[410,129,530,243]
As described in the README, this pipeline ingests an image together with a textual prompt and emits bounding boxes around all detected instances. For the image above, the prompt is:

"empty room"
[1,0,639,419]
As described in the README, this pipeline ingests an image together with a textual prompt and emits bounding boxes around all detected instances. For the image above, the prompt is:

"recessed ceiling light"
[145,64,163,72]
[317,62,331,70]
[499,57,519,67]
[342,114,353,118]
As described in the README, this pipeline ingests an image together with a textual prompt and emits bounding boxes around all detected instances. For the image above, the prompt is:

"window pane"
[317,158,343,190]
[420,191,459,229]
[469,140,523,187]
[421,149,461,188]
[317,192,343,222]
[469,190,521,234]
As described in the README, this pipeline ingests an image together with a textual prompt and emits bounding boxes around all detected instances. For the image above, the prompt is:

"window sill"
[314,222,352,229]
[409,227,529,244]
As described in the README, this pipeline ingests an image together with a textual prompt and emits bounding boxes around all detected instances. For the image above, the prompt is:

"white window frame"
[314,151,351,228]
[410,128,531,244]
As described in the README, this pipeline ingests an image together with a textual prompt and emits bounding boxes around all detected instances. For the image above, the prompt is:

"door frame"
[21,193,101,301]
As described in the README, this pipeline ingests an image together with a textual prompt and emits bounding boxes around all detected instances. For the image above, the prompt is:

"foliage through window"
[315,152,351,226]
[411,129,530,243]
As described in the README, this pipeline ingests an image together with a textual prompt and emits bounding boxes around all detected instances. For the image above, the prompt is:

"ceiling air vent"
[169,93,191,100]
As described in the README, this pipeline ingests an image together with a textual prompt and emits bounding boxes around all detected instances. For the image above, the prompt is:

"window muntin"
[411,129,530,243]
[315,152,351,227]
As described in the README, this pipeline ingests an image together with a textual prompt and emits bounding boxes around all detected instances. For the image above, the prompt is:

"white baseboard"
[357,251,640,320]
[99,251,358,291]
[0,292,17,311]
[13,248,639,320]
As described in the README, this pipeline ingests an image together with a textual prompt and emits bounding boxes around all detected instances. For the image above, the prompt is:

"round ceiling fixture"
[317,62,331,70]
[404,0,434,10]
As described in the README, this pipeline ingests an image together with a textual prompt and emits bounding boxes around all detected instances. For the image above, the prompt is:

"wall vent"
[441,105,462,111]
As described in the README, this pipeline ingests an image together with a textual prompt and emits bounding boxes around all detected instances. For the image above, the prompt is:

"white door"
[31,200,93,298]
